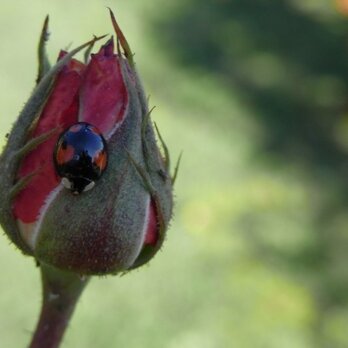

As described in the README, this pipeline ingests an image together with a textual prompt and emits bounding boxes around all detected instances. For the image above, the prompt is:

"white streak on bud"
[30,184,63,249]
[127,193,151,268]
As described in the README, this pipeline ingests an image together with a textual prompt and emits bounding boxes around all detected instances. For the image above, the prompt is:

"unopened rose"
[0,10,177,275]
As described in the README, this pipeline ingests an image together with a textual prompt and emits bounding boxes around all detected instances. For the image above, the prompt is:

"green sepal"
[126,151,157,194]
[36,15,51,84]
[154,122,170,172]
[172,151,183,185]
[125,68,174,270]
[14,128,59,160]
[109,8,135,67]
[141,106,156,139]
[84,35,97,64]
[9,170,39,201]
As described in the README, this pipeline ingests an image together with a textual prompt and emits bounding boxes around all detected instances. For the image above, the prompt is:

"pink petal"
[13,57,85,223]
[79,40,128,137]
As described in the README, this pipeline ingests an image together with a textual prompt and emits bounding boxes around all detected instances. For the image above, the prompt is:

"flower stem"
[28,263,89,348]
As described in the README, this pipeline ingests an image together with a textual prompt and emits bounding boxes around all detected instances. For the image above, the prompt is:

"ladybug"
[53,122,108,195]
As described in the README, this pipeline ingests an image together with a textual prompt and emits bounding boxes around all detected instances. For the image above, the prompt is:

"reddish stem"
[28,263,89,348]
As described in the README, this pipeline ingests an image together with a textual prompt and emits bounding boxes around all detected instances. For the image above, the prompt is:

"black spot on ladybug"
[53,122,108,194]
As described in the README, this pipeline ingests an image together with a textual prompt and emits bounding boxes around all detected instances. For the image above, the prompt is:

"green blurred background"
[1,0,348,347]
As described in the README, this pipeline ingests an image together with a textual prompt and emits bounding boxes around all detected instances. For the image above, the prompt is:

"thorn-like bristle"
[172,151,183,185]
[142,106,156,138]
[9,170,40,201]
[154,122,170,172]
[15,127,60,160]
[108,8,134,67]
[126,150,156,194]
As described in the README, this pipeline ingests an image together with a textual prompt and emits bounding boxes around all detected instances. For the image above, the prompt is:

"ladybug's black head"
[62,177,95,195]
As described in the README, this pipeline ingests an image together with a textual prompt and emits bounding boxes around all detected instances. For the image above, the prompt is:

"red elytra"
[55,144,75,165]
[93,150,108,172]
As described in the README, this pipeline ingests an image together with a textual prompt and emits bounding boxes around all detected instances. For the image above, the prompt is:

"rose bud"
[0,10,179,275]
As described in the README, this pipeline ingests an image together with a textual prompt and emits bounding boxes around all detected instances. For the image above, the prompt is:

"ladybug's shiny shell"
[53,122,107,195]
